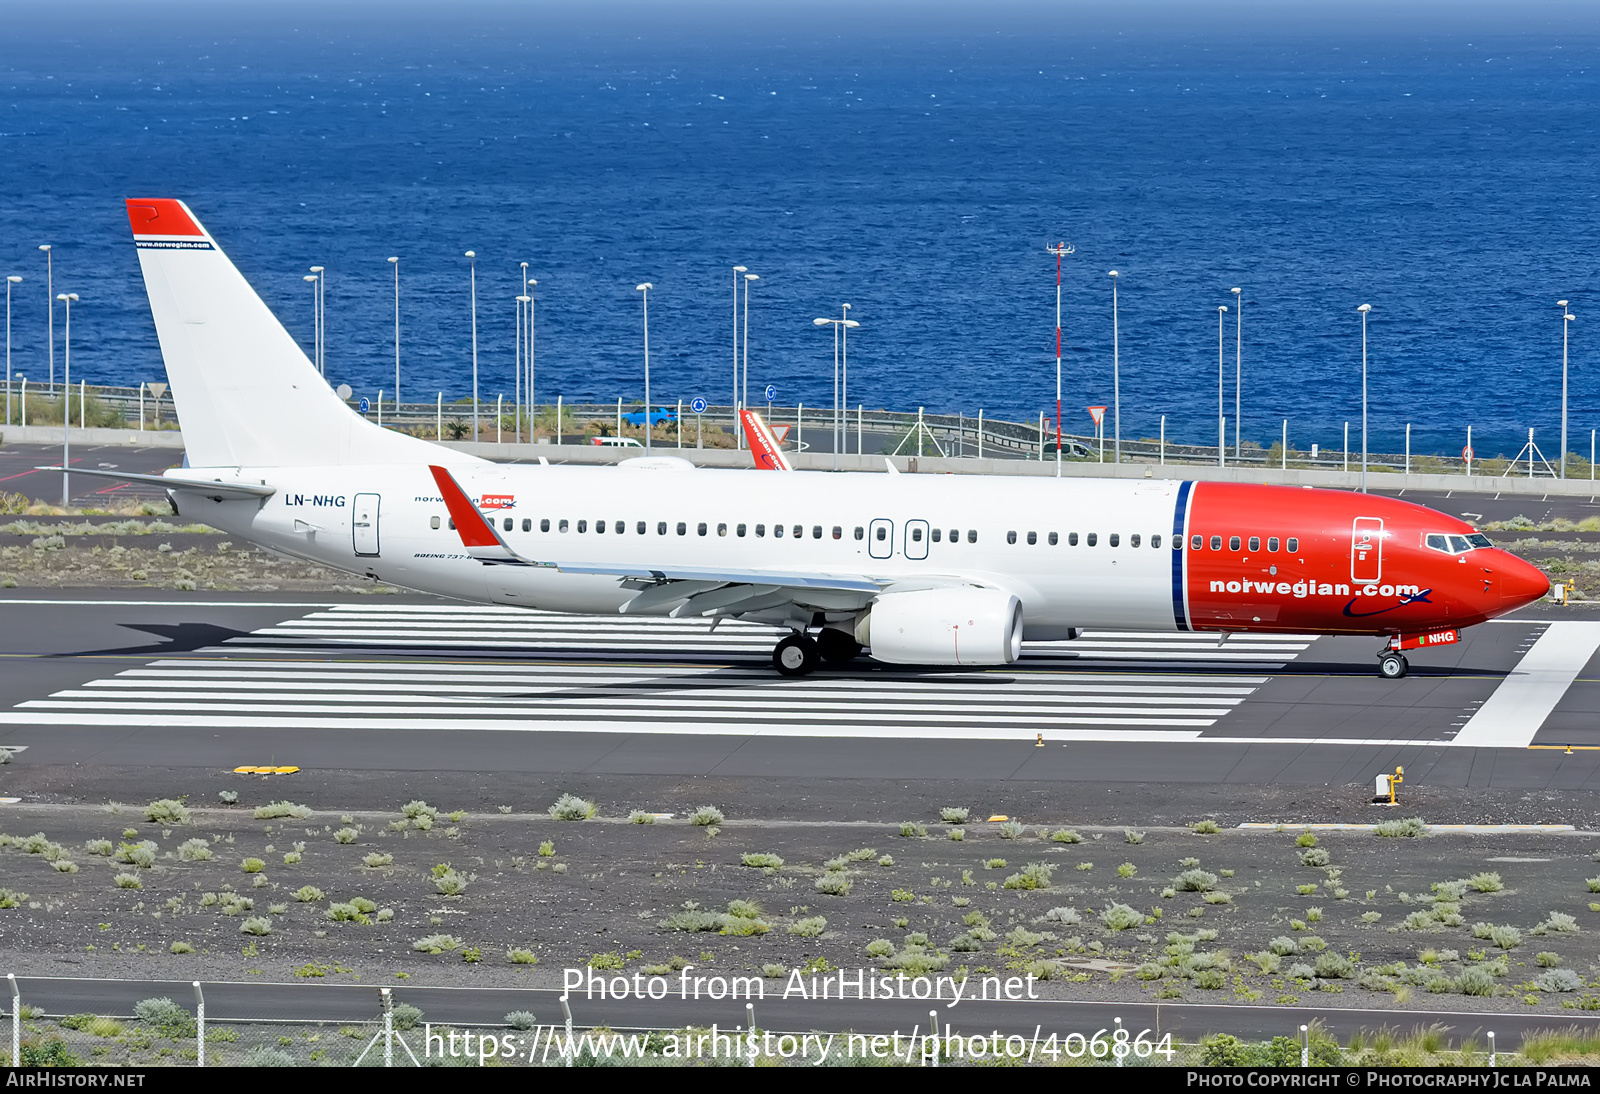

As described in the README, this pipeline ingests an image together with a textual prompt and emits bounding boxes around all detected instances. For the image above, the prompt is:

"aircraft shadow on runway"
[55,621,256,658]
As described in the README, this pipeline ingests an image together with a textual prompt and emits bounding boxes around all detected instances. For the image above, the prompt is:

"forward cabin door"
[353,493,381,557]
[1351,517,1383,584]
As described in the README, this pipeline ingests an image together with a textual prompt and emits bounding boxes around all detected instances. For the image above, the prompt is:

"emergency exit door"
[353,493,381,557]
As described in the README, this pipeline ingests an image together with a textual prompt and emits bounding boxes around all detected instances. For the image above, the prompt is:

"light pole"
[1109,271,1120,463]
[1047,242,1074,476]
[1231,286,1242,460]
[742,273,758,438]
[1560,300,1575,478]
[732,266,747,445]
[388,257,400,406]
[520,261,530,433]
[527,278,537,431]
[309,265,324,376]
[1358,303,1372,493]
[813,310,860,470]
[39,245,52,392]
[302,275,319,370]
[636,283,653,454]
[5,275,19,426]
[466,251,478,441]
[1217,305,1228,467]
[56,292,77,507]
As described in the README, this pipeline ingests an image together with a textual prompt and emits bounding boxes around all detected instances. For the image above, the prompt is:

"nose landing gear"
[1377,649,1409,679]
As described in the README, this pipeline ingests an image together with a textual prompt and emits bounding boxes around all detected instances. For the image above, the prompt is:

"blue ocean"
[2,1,1598,459]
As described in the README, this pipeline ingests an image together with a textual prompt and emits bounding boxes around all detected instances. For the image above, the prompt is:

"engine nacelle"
[857,588,1023,666]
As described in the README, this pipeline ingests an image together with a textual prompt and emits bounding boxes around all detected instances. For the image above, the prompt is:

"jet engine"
[855,588,1023,666]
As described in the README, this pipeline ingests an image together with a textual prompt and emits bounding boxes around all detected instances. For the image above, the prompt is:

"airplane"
[57,198,1551,681]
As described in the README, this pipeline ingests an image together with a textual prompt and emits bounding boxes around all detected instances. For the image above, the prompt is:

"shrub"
[1313,952,1354,978]
[177,838,212,861]
[326,903,370,924]
[538,840,555,857]
[899,822,927,837]
[217,790,238,805]
[1268,936,1298,955]
[1299,848,1331,867]
[1360,912,1383,924]
[134,997,194,1037]
[83,839,113,856]
[505,1009,538,1029]
[1100,903,1144,930]
[865,939,895,958]
[402,801,438,820]
[1191,820,1221,834]
[240,1046,295,1067]
[391,1003,424,1030]
[1543,912,1580,933]
[1004,862,1057,891]
[1457,967,1498,996]
[1050,829,1082,844]
[333,827,360,844]
[628,810,656,824]
[1534,969,1584,993]
[240,857,265,874]
[878,855,894,867]
[293,885,325,903]
[1203,892,1232,905]
[789,916,827,937]
[507,949,539,966]
[254,801,312,820]
[688,805,725,827]
[985,858,1007,869]
[947,827,965,841]
[0,888,27,909]
[169,941,194,954]
[1467,872,1505,893]
[413,934,463,954]
[742,853,784,869]
[1294,833,1319,848]
[891,889,917,902]
[1537,951,1562,967]
[363,852,393,868]
[435,869,472,896]
[1041,907,1081,925]
[940,807,970,824]
[998,820,1025,839]
[1124,829,1145,845]
[815,874,852,896]
[548,794,597,821]
[1117,863,1137,878]
[240,916,273,936]
[145,799,190,824]
[114,873,143,890]
[1489,925,1523,949]
[1374,817,1427,837]
[1175,869,1218,892]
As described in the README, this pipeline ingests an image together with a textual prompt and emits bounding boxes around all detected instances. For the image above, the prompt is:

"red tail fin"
[740,410,793,471]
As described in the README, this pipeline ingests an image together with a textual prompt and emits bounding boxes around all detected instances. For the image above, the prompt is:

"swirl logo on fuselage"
[1341,586,1434,618]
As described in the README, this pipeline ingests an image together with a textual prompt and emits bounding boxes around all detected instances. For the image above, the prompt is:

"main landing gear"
[773,629,863,677]
[1377,649,1409,680]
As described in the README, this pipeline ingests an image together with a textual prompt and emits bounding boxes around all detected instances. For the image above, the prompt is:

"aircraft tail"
[127,199,473,469]
[739,409,793,471]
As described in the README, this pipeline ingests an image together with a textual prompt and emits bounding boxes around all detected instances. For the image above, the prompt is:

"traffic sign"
[1462,446,1474,462]
[1087,405,1106,426]
[336,383,353,400]
[765,385,777,401]
[359,397,371,414]
[146,381,167,399]
[690,398,707,414]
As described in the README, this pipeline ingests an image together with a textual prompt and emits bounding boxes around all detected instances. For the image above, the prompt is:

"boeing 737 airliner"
[59,199,1550,680]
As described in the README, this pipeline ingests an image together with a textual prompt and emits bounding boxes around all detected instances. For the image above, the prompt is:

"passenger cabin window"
[614,521,624,534]
[577,520,588,533]
[757,524,767,537]
[738,524,747,537]
[948,529,958,542]
[1287,537,1299,553]
[1069,532,1079,546]
[875,526,886,542]
[912,527,924,542]
[776,524,786,539]
[813,526,822,539]
[503,517,513,532]
[967,530,978,543]
[595,520,604,534]
[1229,536,1241,551]
[449,519,456,530]
[1109,533,1120,547]
[430,515,440,530]
[1152,534,1162,548]
[1048,532,1058,545]
[854,527,864,540]
[676,522,687,536]
[717,523,727,536]
[1086,532,1098,547]
[931,528,942,543]
[541,519,551,532]
[833,526,842,540]
[637,521,646,534]
[558,519,569,533]
[698,523,708,536]
[1007,531,1017,545]
[1025,531,1035,545]
[1191,535,1202,550]
[1130,533,1140,548]
[1268,536,1279,552]
[657,521,667,535]
[1210,536,1222,551]
[792,525,802,539]
[1248,536,1260,552]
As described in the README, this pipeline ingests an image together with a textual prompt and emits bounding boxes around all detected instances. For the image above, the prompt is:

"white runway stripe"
[5,604,1314,740]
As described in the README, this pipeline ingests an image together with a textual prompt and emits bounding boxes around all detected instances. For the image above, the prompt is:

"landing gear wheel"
[816,628,863,664]
[1378,652,1409,680]
[773,633,821,677]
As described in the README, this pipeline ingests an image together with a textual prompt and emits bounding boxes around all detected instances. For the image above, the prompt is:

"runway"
[3,593,1600,789]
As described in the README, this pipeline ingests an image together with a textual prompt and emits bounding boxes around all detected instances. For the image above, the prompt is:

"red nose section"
[1500,553,1551,609]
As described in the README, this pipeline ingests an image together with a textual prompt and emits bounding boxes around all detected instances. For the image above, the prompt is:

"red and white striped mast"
[1046,241,1074,476]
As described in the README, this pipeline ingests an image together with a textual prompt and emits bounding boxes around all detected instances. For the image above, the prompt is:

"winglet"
[740,409,793,471]
[428,465,538,566]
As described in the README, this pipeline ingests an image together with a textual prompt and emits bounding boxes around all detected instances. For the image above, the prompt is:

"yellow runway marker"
[232,765,300,774]
[1528,745,1600,753]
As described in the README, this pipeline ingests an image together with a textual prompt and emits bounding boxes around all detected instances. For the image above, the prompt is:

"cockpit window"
[1427,532,1494,554]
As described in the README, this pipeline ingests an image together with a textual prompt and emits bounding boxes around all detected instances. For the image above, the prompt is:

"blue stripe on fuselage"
[1171,480,1192,631]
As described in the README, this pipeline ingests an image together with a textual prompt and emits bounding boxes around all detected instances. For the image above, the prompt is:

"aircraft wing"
[33,466,277,500]
[429,464,880,594]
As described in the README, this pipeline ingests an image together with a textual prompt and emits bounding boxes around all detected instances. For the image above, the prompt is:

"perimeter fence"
[5,381,1585,479]
[2,974,1590,1067]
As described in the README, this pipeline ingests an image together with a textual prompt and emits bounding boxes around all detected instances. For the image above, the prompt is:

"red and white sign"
[1462,446,1474,462]
[1087,406,1106,427]
[479,494,516,511]
[1393,629,1459,652]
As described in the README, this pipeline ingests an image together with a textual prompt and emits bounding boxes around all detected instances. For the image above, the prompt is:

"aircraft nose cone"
[1500,554,1551,608]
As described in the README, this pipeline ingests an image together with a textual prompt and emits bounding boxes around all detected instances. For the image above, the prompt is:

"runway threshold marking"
[1449,621,1600,749]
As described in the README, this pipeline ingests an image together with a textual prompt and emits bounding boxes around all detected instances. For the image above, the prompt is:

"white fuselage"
[187,462,1185,633]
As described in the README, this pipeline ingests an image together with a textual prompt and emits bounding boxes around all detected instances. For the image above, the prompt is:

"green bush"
[1049,829,1082,844]
[1175,869,1218,892]
[688,805,725,827]
[741,853,784,869]
[548,794,596,821]
[1374,817,1427,838]
[1100,903,1143,930]
[144,798,190,824]
[253,801,312,820]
